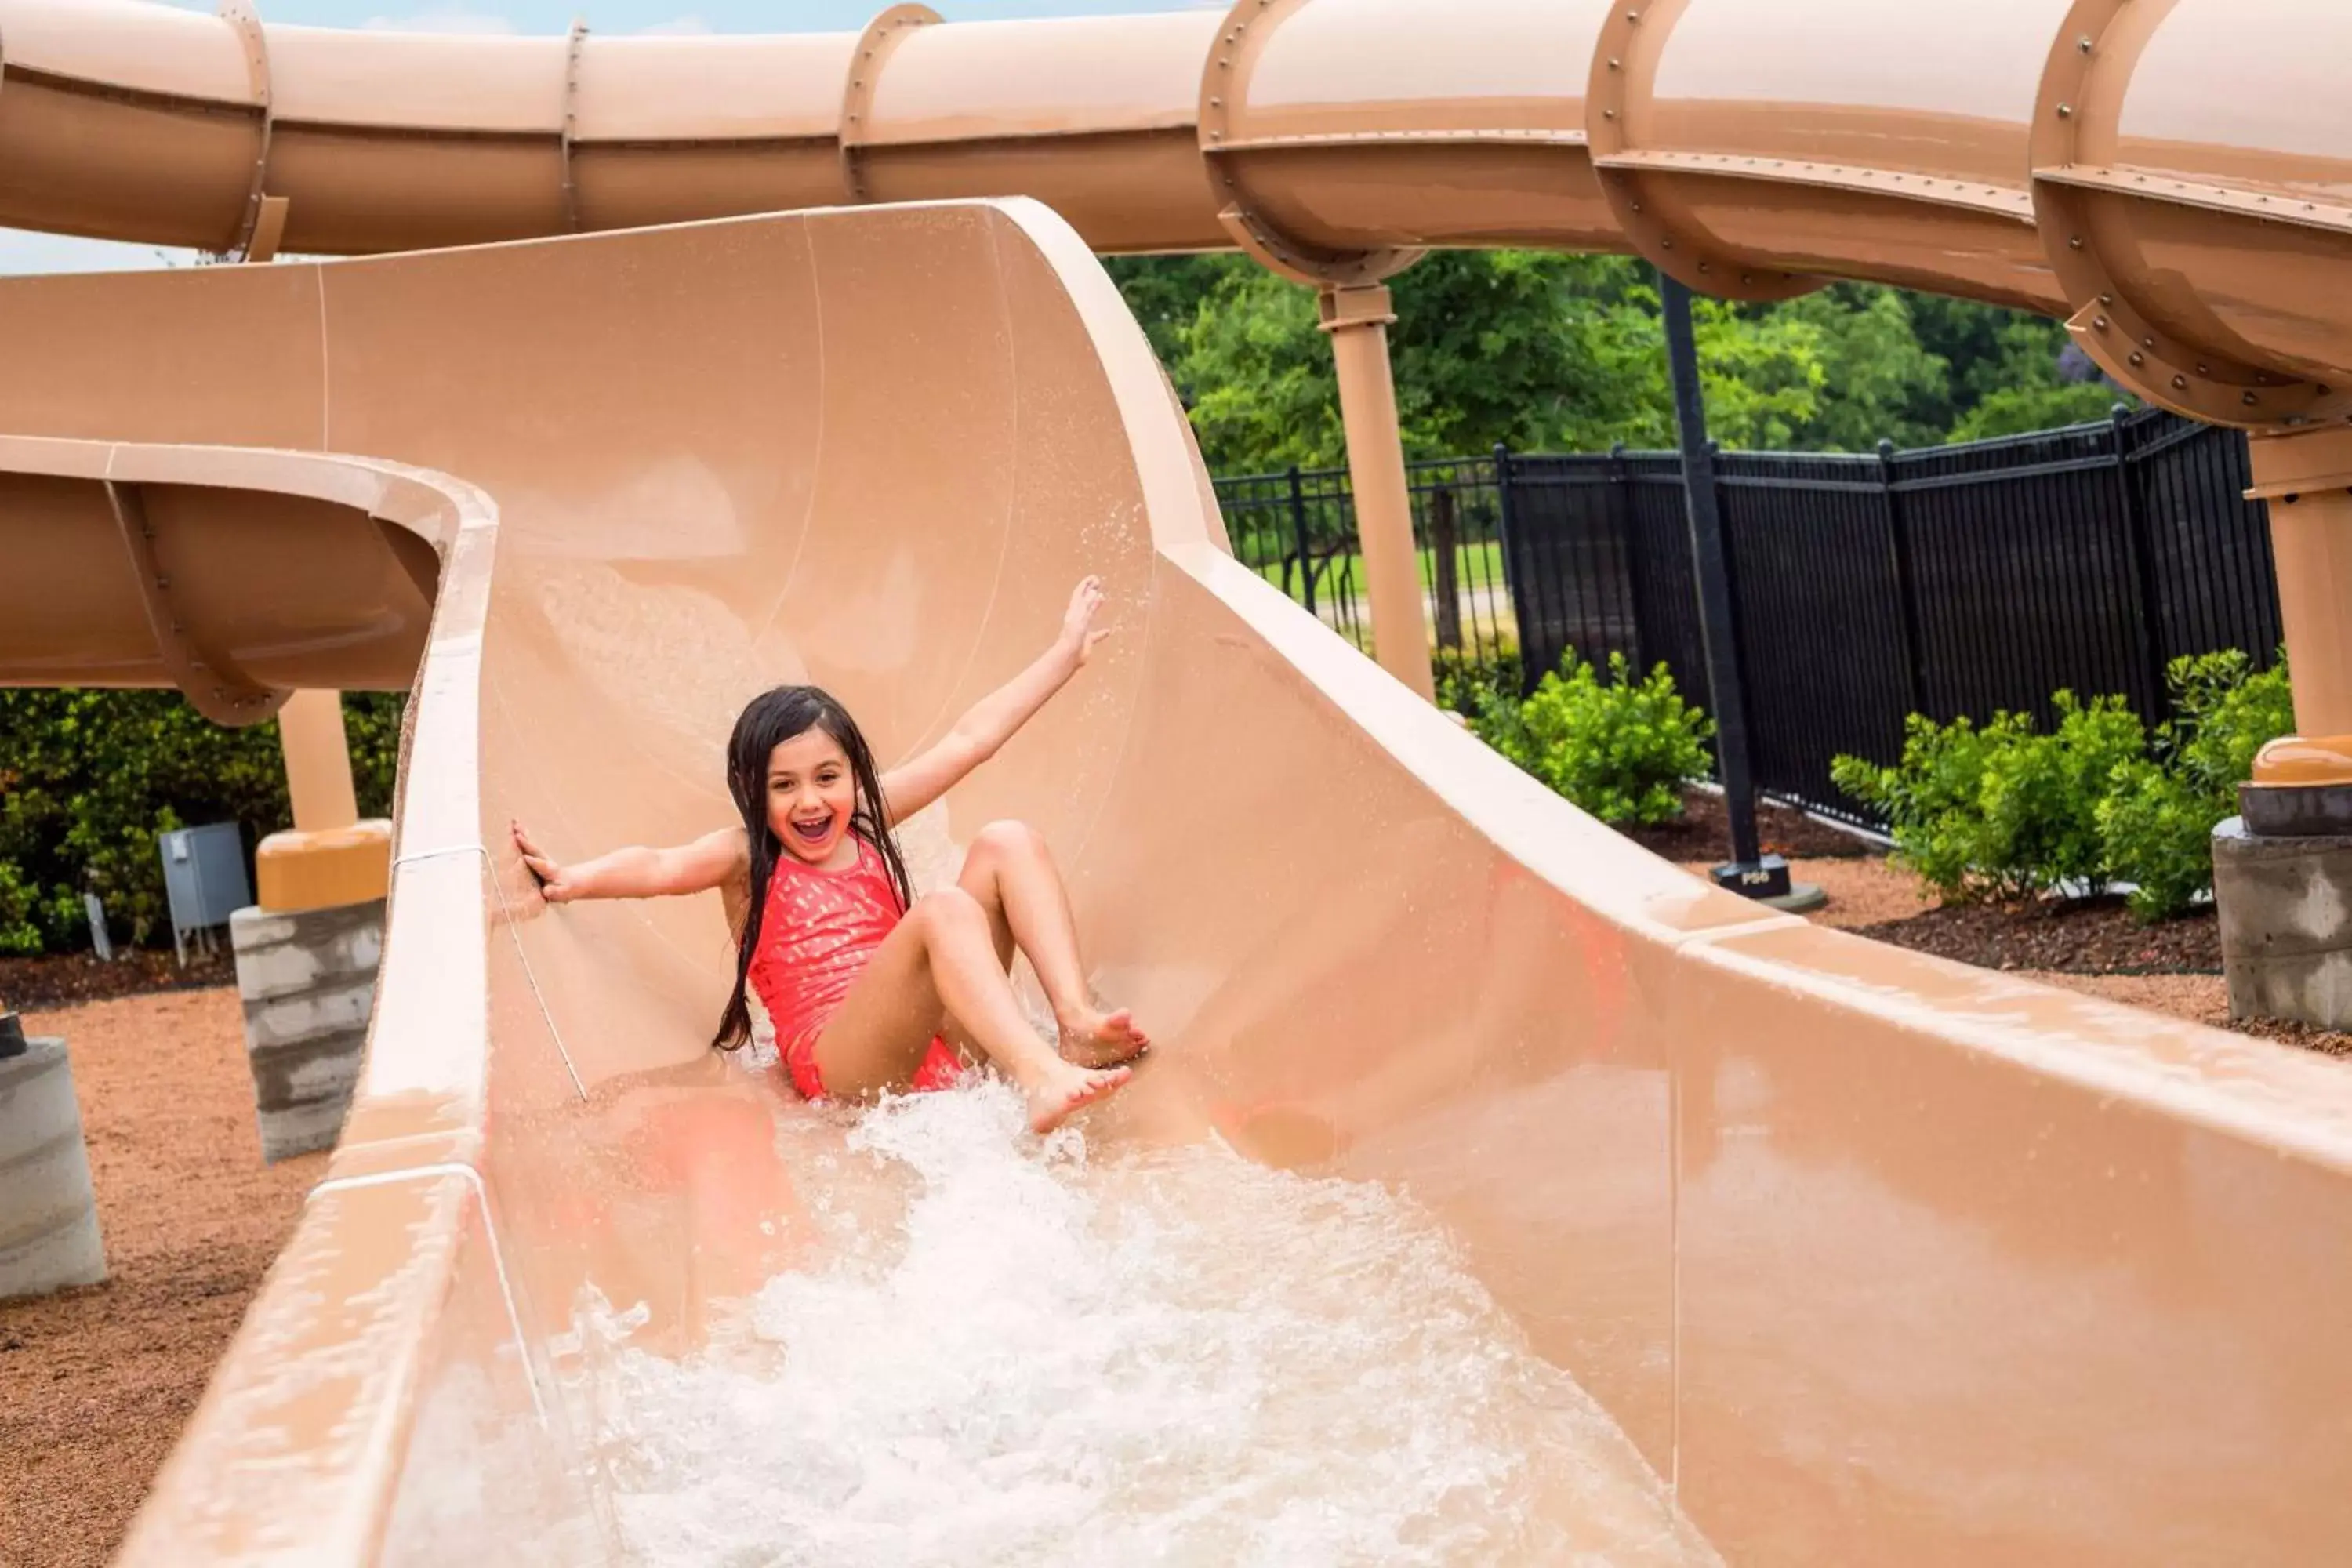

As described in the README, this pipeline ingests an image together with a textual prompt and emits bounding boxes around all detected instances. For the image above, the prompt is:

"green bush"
[1432,648,1523,719]
[2099,652,2294,920]
[1470,648,1714,825]
[0,690,405,953]
[1832,651,2292,920]
[1982,693,2147,894]
[1831,696,2141,903]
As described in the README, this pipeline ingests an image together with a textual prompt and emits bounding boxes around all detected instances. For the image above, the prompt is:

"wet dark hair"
[712,684,913,1052]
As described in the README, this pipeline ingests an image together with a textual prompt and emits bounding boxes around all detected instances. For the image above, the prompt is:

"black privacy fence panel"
[1211,408,2282,827]
[1715,449,1920,827]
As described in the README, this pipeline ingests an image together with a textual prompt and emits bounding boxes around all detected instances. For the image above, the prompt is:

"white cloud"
[637,15,713,34]
[361,6,517,34]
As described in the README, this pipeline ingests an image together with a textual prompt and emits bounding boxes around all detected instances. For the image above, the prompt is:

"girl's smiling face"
[766,728,858,866]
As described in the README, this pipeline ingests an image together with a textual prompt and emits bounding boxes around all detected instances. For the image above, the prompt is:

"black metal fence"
[1213,407,2281,826]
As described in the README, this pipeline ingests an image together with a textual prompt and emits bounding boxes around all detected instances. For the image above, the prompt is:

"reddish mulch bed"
[1621,789,1878,864]
[1850,894,2220,975]
[0,950,236,1012]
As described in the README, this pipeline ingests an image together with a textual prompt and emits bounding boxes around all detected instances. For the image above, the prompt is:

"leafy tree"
[1106,250,2133,466]
[1771,284,1951,450]
[1102,254,1236,370]
[0,690,404,953]
[1134,251,1842,472]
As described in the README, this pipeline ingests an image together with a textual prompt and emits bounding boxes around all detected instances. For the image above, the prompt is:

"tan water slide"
[4,0,2352,1561]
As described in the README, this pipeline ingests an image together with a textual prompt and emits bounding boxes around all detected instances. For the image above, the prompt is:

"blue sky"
[0,0,1210,274]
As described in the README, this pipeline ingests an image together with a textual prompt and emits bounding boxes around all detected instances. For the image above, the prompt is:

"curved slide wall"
[2,0,2352,1560]
[2,200,2350,1564]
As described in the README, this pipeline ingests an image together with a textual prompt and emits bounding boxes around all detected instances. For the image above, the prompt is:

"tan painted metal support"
[1318,284,1431,701]
[103,480,288,726]
[277,689,360,833]
[2247,426,2352,787]
[241,192,387,912]
[247,196,289,265]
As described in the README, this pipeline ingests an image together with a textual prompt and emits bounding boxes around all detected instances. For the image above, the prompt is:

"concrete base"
[2240,779,2352,837]
[2212,816,2352,1029]
[1762,882,1829,914]
[230,898,385,1163]
[0,1036,108,1301]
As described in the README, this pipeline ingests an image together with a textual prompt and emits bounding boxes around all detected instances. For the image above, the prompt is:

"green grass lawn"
[1249,540,1508,605]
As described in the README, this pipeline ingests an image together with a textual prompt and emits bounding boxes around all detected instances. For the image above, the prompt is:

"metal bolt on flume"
[2,0,2351,1563]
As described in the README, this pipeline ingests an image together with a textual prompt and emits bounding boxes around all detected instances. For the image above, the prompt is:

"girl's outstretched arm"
[511,821,746,904]
[880,575,1112,824]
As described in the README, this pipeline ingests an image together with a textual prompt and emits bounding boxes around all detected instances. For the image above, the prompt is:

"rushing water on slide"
[572,1077,1718,1567]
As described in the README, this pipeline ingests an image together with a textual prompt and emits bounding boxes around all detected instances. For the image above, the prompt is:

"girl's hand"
[1058,575,1113,668]
[512,821,580,903]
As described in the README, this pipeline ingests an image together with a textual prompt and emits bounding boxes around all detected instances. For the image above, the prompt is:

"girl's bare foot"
[1025,1061,1132,1134]
[1055,1005,1151,1068]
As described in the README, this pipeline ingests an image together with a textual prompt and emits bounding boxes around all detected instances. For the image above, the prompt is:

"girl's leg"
[956,821,1149,1067]
[812,885,1129,1134]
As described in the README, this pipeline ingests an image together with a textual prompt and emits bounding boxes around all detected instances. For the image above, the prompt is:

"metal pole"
[1492,441,1532,691]
[1658,270,1777,891]
[1880,437,1929,719]
[2107,405,2171,720]
[1287,463,1316,615]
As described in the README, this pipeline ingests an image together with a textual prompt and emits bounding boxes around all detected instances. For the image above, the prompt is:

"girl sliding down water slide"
[512,577,1149,1134]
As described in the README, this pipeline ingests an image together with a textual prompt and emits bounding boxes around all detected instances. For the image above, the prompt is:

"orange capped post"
[2245,426,2352,789]
[1317,284,1432,700]
[255,689,390,913]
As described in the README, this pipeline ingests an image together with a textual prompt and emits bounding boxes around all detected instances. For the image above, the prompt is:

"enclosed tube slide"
[2,3,2351,1566]
[4,0,2352,425]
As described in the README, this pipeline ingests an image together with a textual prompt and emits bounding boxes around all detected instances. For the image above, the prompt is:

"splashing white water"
[574,1080,1717,1567]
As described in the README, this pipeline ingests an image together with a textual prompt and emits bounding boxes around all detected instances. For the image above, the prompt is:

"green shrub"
[1833,650,2292,920]
[1432,648,1523,719]
[1982,692,2146,893]
[0,690,405,953]
[1831,692,2143,903]
[0,862,45,956]
[1471,648,1714,825]
[2098,651,2293,920]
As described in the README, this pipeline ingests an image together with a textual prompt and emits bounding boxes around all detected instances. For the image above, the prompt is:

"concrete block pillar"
[227,691,393,1163]
[2213,818,2352,1028]
[230,899,385,1163]
[0,1027,108,1301]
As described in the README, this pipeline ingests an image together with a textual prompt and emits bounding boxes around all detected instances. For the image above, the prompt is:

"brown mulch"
[0,988,321,1568]
[2233,1014,2352,1058]
[1849,894,2221,976]
[1622,788,1878,864]
[0,950,237,1013]
[1671,848,2352,1055]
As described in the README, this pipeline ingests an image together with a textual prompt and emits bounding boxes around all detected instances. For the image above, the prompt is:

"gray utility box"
[160,822,251,964]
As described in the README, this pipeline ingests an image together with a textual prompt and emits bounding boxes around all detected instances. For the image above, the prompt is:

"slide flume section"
[3,201,2352,1563]
[6,0,2352,425]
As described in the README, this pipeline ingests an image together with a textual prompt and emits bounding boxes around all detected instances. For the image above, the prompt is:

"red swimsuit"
[747,836,963,1102]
